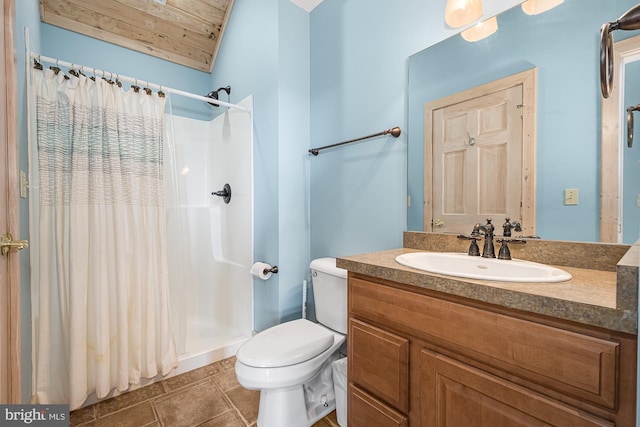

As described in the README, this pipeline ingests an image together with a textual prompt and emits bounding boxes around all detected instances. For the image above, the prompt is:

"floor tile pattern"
[70,356,340,427]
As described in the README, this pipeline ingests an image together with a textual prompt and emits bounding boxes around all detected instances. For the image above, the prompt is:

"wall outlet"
[564,188,578,205]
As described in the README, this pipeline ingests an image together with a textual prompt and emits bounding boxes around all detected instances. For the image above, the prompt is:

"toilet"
[235,257,347,427]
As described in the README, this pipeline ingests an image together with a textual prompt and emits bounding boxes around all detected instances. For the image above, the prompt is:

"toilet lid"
[236,319,335,368]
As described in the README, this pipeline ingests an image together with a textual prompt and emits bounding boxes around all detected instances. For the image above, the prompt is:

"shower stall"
[28,48,255,407]
[164,95,254,375]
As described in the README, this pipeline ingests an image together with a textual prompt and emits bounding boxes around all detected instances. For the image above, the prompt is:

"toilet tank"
[310,257,348,334]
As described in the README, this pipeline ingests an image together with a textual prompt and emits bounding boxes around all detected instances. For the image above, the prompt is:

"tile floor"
[69,356,340,427]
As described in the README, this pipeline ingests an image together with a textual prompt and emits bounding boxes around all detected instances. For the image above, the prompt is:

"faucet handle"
[495,239,526,260]
[457,234,481,256]
[468,238,480,256]
[502,217,522,237]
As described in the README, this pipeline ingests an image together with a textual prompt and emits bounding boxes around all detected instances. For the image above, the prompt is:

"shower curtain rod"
[30,53,250,112]
[308,126,401,156]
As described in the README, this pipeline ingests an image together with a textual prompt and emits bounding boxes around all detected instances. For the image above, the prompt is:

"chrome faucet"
[472,218,496,258]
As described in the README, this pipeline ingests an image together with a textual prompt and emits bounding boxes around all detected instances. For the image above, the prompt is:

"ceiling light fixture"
[461,16,498,42]
[521,0,564,15]
[445,0,483,28]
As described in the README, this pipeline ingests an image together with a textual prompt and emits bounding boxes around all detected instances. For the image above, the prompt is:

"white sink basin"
[395,252,572,283]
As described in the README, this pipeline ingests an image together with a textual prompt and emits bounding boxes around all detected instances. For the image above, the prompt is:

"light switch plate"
[564,188,578,205]
[20,170,28,199]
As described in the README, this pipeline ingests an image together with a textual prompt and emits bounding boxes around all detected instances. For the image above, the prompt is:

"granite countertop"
[336,232,639,335]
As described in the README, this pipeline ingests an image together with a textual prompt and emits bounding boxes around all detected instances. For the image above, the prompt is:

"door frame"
[600,35,640,243]
[423,69,537,235]
[1,0,21,403]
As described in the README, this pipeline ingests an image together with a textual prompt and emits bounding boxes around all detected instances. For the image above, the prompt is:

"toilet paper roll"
[250,262,273,280]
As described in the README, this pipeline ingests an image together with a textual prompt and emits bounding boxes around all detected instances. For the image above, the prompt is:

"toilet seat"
[236,319,334,368]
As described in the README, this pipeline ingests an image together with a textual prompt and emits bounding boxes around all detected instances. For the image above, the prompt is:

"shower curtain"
[29,67,178,409]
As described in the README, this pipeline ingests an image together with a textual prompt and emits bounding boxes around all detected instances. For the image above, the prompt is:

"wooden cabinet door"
[350,276,619,410]
[420,349,613,427]
[349,385,408,427]
[349,318,409,413]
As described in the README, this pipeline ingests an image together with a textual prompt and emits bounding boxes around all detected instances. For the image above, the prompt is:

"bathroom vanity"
[337,232,638,427]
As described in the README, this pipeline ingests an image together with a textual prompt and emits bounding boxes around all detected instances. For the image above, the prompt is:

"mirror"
[407,0,640,243]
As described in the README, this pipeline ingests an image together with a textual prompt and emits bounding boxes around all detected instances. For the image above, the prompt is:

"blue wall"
[15,0,41,405]
[307,0,521,260]
[207,0,312,328]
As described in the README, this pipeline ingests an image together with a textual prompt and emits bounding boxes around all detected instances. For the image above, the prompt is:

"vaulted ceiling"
[39,0,328,73]
[39,0,234,73]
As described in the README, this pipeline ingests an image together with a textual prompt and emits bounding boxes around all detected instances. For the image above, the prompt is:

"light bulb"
[445,0,483,28]
[461,16,498,42]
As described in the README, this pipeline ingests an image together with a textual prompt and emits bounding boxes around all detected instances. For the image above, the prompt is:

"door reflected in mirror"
[424,70,536,237]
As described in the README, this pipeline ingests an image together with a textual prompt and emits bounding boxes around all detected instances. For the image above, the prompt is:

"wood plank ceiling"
[39,0,235,73]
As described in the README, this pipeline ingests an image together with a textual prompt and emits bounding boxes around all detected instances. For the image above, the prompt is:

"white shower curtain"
[30,68,178,409]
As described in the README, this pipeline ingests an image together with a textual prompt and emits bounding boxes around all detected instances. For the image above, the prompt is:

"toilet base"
[257,385,335,427]
[256,354,339,427]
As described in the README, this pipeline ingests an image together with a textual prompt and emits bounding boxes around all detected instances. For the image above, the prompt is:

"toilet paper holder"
[264,265,278,275]
[250,262,279,280]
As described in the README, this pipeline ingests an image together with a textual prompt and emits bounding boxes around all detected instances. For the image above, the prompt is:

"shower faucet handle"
[211,183,232,204]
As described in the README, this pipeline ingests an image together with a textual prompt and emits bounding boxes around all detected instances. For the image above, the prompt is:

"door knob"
[1,233,29,256]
